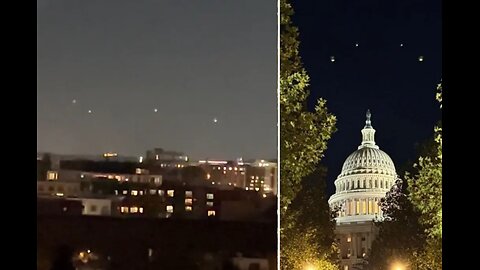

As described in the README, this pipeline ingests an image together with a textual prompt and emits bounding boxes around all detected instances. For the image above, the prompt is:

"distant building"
[145,148,189,168]
[69,197,113,216]
[197,159,247,188]
[37,197,83,216]
[51,160,163,185]
[37,181,82,197]
[245,160,277,196]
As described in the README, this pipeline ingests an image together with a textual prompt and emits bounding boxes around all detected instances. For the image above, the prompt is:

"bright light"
[330,56,335,62]
[139,156,143,163]
[304,263,316,270]
[391,262,406,270]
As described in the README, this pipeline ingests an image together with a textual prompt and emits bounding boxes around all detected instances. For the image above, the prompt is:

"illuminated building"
[328,110,397,270]
[197,159,247,187]
[145,148,189,168]
[245,160,277,196]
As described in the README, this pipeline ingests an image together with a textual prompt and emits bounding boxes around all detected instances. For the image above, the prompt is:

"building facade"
[328,111,397,270]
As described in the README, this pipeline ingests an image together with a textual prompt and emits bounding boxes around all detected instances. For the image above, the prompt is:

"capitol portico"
[328,110,397,270]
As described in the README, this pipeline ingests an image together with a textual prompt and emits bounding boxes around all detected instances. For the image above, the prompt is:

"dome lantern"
[359,109,379,150]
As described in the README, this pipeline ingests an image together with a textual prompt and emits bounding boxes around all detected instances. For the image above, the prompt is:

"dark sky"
[37,0,277,160]
[291,0,442,195]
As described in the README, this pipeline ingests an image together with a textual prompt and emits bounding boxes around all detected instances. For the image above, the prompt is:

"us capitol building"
[328,110,397,270]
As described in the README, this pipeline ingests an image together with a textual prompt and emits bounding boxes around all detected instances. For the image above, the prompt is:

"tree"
[405,82,442,269]
[282,167,338,270]
[280,0,337,268]
[280,0,336,212]
[366,178,427,270]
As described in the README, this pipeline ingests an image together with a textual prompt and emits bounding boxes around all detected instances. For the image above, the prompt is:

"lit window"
[167,190,174,197]
[120,207,129,213]
[245,187,249,190]
[206,193,214,200]
[123,190,128,195]
[158,190,164,196]
[241,172,245,175]
[139,191,144,195]
[185,206,192,211]
[130,207,138,213]
[207,210,216,217]
[154,177,161,184]
[347,236,351,243]
[223,171,226,174]
[206,201,213,207]
[185,198,193,205]
[262,194,267,198]
[344,266,349,270]
[136,168,142,174]
[251,176,255,180]
[211,181,215,185]
[207,173,211,179]
[155,154,159,160]
[150,189,157,195]
[131,190,138,196]
[228,167,232,171]
[139,207,144,213]
[223,167,226,171]
[256,176,259,180]
[185,191,193,197]
[47,171,58,181]
[234,167,238,171]
[217,166,221,170]
[166,205,174,213]
[115,190,118,195]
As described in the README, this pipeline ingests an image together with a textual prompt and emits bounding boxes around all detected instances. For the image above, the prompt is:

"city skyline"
[37,0,277,160]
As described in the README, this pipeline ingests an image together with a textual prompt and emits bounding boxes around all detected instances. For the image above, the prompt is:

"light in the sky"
[153,108,158,113]
[213,118,218,123]
[330,56,335,62]
[72,99,77,104]
[355,43,359,47]
[400,43,404,47]
[88,110,92,114]
[418,56,424,62]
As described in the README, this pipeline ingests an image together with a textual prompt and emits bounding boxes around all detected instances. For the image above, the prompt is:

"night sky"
[291,0,442,195]
[37,0,277,160]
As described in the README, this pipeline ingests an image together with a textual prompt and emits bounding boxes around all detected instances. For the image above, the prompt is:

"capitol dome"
[328,110,397,223]
[339,147,396,178]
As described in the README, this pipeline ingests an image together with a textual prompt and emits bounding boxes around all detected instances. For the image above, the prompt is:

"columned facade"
[328,110,397,270]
